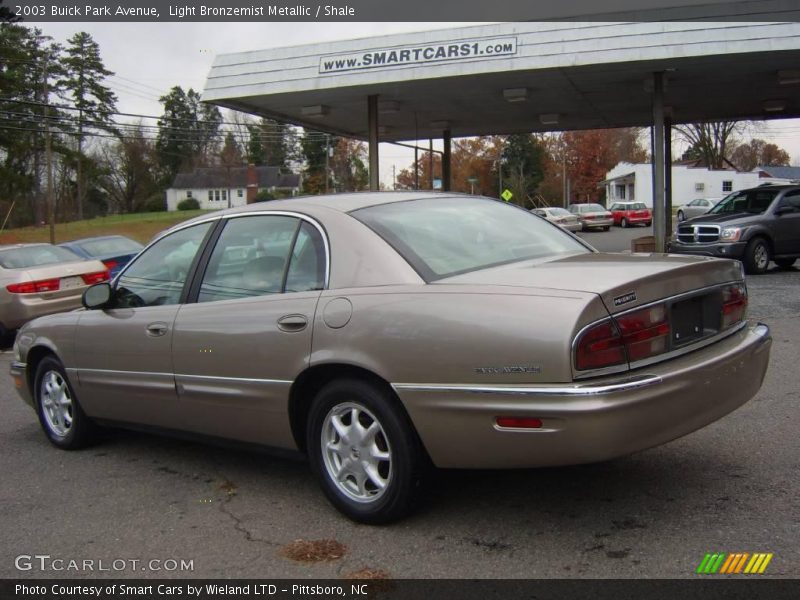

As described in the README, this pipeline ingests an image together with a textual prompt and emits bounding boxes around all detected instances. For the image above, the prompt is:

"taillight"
[721,283,747,329]
[6,279,60,293]
[575,321,626,371]
[102,259,118,271]
[81,270,110,285]
[615,305,670,362]
[575,303,670,371]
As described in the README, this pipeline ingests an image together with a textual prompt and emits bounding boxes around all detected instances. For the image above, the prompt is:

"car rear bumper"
[1,292,84,330]
[393,323,771,468]
[668,240,747,260]
[581,218,613,229]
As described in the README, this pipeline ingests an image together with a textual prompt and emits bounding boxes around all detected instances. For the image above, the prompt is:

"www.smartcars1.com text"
[18,4,357,18]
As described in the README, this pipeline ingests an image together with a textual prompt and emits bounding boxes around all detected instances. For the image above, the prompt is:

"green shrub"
[142,194,166,213]
[254,190,275,203]
[177,198,200,211]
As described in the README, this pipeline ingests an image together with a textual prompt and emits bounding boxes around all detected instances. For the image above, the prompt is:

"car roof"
[169,191,479,233]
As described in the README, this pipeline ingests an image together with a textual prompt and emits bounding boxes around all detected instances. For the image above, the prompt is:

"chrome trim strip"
[78,368,291,386]
[10,361,26,373]
[176,373,292,385]
[392,374,662,397]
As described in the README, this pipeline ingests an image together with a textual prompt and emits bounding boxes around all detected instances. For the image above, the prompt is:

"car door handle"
[146,322,169,337]
[277,315,308,332]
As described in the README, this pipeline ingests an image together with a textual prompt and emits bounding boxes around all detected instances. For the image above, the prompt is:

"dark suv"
[669,184,800,274]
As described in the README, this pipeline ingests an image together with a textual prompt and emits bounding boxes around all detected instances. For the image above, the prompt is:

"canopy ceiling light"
[502,88,528,103]
[301,105,329,117]
[778,70,800,85]
[539,113,559,125]
[762,99,787,112]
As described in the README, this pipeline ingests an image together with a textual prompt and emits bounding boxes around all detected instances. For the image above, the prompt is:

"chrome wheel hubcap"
[754,245,768,269]
[40,370,73,437]
[321,402,392,503]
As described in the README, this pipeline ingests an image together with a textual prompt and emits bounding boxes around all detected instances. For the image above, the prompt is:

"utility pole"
[42,56,55,244]
[392,165,396,190]
[324,134,330,194]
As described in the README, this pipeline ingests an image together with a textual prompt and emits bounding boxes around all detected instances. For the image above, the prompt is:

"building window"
[214,190,220,201]
[186,191,193,199]
[238,189,243,197]
[722,180,733,192]
[615,184,626,199]
[208,191,213,201]
[695,183,704,192]
[222,190,228,201]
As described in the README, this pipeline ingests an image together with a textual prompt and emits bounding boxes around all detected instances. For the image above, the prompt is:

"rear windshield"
[77,237,143,256]
[549,207,571,216]
[709,189,778,215]
[580,204,607,212]
[0,245,82,269]
[352,196,589,281]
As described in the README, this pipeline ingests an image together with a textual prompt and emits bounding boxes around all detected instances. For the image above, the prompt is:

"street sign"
[467,176,478,184]
[501,189,513,202]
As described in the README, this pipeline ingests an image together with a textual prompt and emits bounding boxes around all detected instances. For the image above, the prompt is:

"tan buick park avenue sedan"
[11,193,771,523]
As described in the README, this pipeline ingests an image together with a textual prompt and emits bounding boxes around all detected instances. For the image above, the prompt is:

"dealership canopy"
[201,15,800,250]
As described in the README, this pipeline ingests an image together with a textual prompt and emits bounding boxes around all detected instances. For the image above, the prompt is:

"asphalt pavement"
[1,228,797,579]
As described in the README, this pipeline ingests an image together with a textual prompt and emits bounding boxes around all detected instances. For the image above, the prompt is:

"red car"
[609,201,652,227]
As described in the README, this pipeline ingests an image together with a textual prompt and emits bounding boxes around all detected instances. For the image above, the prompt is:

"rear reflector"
[6,278,60,293]
[496,417,543,429]
[81,271,110,285]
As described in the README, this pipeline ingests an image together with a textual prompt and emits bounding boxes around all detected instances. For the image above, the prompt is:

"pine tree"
[58,31,118,220]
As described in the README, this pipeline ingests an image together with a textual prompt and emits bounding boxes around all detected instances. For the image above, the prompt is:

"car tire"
[602,226,610,231]
[307,378,428,524]
[620,218,627,228]
[677,211,685,222]
[646,221,652,227]
[743,237,771,275]
[34,356,97,449]
[774,257,796,269]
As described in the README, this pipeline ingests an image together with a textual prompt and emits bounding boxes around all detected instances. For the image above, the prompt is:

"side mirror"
[775,206,794,216]
[82,283,112,309]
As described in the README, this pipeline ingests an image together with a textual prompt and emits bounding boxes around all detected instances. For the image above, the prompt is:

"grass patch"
[0,210,214,245]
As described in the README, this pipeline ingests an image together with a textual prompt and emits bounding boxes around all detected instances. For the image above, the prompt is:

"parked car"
[669,184,800,274]
[676,198,720,222]
[12,193,771,523]
[0,243,109,338]
[59,235,143,279]
[609,201,652,228]
[568,203,613,230]
[531,206,581,232]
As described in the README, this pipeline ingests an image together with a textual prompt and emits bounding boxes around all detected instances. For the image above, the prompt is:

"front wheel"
[677,210,685,222]
[620,218,628,228]
[307,379,428,524]
[743,237,770,275]
[34,356,96,449]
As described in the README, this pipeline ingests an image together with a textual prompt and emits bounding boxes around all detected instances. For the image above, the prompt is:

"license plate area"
[60,276,82,290]
[670,293,720,348]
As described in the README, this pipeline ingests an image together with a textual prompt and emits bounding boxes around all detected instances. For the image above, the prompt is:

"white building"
[166,165,300,211]
[599,162,793,208]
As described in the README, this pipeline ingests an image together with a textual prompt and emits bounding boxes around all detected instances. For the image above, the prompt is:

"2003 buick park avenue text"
[11,193,772,523]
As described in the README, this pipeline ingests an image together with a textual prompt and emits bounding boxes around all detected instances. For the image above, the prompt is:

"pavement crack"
[216,486,279,547]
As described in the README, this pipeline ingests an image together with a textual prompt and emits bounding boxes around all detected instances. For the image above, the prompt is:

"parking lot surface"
[1,230,797,579]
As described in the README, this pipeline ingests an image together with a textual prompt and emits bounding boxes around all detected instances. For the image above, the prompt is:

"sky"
[30,22,800,188]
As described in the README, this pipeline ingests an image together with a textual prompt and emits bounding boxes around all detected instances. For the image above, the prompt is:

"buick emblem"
[693,226,699,243]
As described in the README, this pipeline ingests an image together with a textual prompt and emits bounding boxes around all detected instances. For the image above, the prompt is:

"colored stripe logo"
[696,552,773,574]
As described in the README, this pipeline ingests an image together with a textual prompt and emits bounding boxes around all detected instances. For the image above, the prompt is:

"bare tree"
[674,121,746,169]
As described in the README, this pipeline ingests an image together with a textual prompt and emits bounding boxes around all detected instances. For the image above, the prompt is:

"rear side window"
[78,237,142,256]
[197,216,325,303]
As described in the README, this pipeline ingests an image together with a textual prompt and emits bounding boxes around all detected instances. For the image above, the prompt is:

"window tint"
[114,222,212,308]
[285,222,326,293]
[198,215,299,303]
[353,197,588,281]
[710,189,778,215]
[779,190,800,211]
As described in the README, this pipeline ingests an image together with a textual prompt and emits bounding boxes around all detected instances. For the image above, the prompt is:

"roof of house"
[170,166,300,190]
[756,165,800,180]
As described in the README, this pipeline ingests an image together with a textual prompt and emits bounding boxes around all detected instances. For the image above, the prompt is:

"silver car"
[676,198,720,222]
[0,244,109,338]
[12,193,771,523]
[568,203,613,231]
[532,207,582,232]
